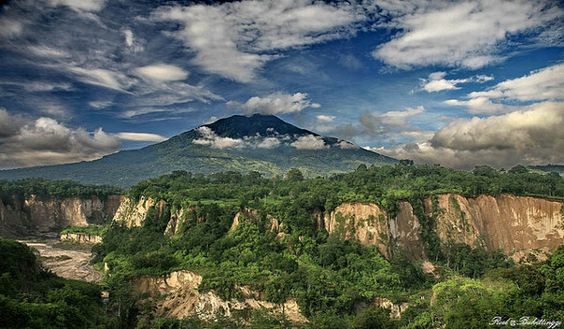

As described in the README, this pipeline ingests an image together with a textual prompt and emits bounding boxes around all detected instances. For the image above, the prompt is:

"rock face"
[322,202,390,257]
[112,196,167,228]
[132,270,307,323]
[323,194,563,259]
[427,194,564,255]
[0,195,121,237]
[59,232,102,244]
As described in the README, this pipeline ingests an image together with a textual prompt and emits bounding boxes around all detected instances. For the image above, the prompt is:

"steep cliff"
[112,196,167,228]
[132,270,307,323]
[426,194,564,257]
[0,195,122,236]
[323,194,563,260]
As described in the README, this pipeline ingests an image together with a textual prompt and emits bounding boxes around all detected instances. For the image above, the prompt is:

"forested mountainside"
[1,164,563,328]
[0,114,395,187]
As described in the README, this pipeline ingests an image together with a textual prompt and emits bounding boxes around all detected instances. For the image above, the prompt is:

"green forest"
[1,163,563,328]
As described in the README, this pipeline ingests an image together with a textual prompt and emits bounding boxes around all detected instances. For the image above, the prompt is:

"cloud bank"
[378,102,564,169]
[0,109,167,168]
[228,92,320,115]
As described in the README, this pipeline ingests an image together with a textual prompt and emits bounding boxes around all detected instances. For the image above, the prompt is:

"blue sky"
[0,0,562,169]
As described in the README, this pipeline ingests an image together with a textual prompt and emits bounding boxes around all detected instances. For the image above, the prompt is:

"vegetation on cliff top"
[92,163,563,328]
[0,178,122,200]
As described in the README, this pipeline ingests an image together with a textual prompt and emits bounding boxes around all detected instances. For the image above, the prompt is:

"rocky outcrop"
[164,207,186,236]
[374,297,409,319]
[323,194,563,260]
[132,270,307,323]
[59,232,102,244]
[229,209,282,237]
[0,195,121,237]
[112,196,167,228]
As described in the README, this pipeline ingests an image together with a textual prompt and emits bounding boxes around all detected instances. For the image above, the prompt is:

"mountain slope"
[0,114,396,186]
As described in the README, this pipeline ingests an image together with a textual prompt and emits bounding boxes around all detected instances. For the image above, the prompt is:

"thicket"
[0,178,122,200]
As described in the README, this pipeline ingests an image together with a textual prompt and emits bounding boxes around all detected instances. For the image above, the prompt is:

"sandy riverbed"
[19,238,102,283]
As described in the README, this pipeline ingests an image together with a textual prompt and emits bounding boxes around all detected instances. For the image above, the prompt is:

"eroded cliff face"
[112,196,167,228]
[427,194,564,256]
[322,202,390,257]
[324,194,563,260]
[59,232,103,244]
[132,270,307,323]
[0,195,122,236]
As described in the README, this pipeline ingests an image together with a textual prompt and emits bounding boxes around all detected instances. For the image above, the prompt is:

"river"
[19,237,102,283]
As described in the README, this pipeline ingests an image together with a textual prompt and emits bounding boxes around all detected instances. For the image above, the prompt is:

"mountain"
[0,114,396,186]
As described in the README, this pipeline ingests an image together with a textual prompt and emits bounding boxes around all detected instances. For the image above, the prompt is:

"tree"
[286,168,304,182]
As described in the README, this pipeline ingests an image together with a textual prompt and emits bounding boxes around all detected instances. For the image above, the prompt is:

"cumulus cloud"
[153,1,364,82]
[316,115,336,122]
[374,1,560,69]
[228,92,320,115]
[0,108,171,168]
[192,126,249,149]
[192,126,333,151]
[257,137,281,149]
[115,132,167,143]
[445,63,564,114]
[0,108,120,168]
[378,102,564,169]
[290,135,327,150]
[133,64,188,82]
[322,106,427,143]
[421,72,493,92]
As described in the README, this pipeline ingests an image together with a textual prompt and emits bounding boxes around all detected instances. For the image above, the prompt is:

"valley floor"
[18,238,101,283]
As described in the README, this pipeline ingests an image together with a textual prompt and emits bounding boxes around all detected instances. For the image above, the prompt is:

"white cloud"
[123,29,134,47]
[192,126,331,151]
[377,106,425,126]
[469,63,564,102]
[115,132,167,143]
[445,63,564,114]
[257,137,281,149]
[374,1,559,69]
[88,100,113,109]
[379,102,564,169]
[229,92,320,115]
[193,126,248,149]
[444,97,513,114]
[133,64,188,82]
[67,66,134,92]
[122,28,144,52]
[290,134,327,150]
[48,0,107,12]
[421,72,493,92]
[337,140,358,149]
[316,115,336,122]
[0,108,120,169]
[28,46,71,58]
[153,1,364,82]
